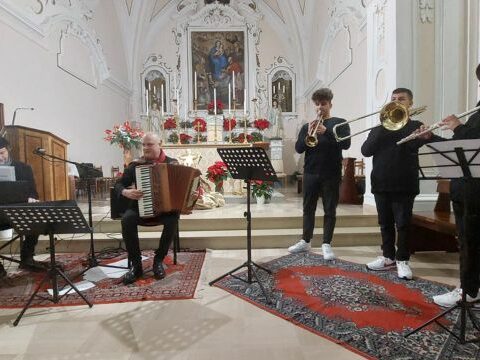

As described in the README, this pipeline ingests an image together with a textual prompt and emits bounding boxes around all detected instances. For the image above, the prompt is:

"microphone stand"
[33,150,127,271]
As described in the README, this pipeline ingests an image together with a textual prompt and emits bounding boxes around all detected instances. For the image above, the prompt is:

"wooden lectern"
[5,125,70,201]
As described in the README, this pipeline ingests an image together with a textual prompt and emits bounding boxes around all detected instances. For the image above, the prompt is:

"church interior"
[1,0,480,359]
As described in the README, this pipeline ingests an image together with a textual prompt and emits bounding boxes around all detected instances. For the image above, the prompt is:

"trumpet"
[396,105,480,145]
[333,102,427,142]
[305,111,324,147]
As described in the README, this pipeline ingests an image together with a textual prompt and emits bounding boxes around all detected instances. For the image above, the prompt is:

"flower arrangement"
[250,131,263,143]
[192,117,207,132]
[168,132,178,143]
[206,161,229,189]
[253,118,270,131]
[207,100,224,114]
[232,133,253,143]
[223,118,237,131]
[251,180,274,200]
[164,117,177,130]
[104,121,144,150]
[179,133,192,144]
[193,134,208,143]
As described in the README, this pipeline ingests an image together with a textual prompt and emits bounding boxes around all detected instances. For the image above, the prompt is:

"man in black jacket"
[362,88,441,280]
[114,133,179,285]
[0,137,43,277]
[432,64,480,307]
[287,88,351,260]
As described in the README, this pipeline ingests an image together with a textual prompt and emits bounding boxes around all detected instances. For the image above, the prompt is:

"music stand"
[208,147,278,304]
[0,181,30,265]
[0,200,93,326]
[405,139,480,343]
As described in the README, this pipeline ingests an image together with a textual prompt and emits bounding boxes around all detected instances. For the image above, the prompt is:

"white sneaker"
[396,261,413,280]
[433,288,480,308]
[322,243,335,260]
[288,239,311,254]
[366,256,396,271]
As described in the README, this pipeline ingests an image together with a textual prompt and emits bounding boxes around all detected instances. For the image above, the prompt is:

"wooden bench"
[408,180,458,254]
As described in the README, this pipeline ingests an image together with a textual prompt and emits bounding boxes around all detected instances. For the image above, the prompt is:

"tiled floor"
[0,246,460,360]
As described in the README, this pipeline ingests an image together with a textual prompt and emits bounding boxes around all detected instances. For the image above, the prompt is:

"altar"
[163,142,269,194]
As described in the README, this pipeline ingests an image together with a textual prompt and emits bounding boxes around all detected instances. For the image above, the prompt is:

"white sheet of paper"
[424,139,480,178]
[48,280,95,296]
[83,255,148,282]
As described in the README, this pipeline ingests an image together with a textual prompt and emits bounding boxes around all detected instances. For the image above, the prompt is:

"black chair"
[109,187,180,265]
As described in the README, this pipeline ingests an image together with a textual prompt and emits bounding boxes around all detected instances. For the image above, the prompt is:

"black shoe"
[19,257,48,272]
[0,263,6,279]
[122,264,143,285]
[153,256,166,280]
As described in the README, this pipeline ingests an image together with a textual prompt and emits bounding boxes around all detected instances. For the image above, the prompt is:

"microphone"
[12,107,35,127]
[33,147,46,155]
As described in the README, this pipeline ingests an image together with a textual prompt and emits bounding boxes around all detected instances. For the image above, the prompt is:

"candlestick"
[194,71,197,100]
[232,71,235,100]
[228,83,231,114]
[161,84,164,116]
[214,88,217,115]
[146,89,149,115]
[243,89,246,115]
[176,90,179,114]
[273,86,276,94]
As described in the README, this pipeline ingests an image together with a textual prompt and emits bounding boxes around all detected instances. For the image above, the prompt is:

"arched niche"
[266,57,296,114]
[140,54,173,114]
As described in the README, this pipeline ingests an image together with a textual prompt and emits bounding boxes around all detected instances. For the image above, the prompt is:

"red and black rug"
[0,250,205,308]
[215,253,480,360]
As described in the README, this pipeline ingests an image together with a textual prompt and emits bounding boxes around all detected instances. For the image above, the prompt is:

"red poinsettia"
[223,117,237,131]
[207,100,224,112]
[104,121,144,150]
[179,133,192,144]
[206,161,229,184]
[192,117,207,132]
[164,117,177,130]
[253,118,270,131]
[234,133,253,143]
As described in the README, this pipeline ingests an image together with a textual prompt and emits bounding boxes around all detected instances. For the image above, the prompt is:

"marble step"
[17,226,381,253]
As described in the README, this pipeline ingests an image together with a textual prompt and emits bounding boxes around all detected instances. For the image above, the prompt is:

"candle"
[214,88,217,115]
[243,89,246,115]
[283,85,285,93]
[232,71,235,100]
[184,105,187,130]
[146,89,149,114]
[174,72,177,91]
[273,86,276,94]
[278,83,280,91]
[228,83,231,114]
[194,71,197,100]
[176,89,179,114]
[161,84,164,116]
[148,82,151,91]
[153,85,156,95]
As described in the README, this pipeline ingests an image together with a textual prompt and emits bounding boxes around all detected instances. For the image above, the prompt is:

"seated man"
[114,133,179,285]
[0,137,44,277]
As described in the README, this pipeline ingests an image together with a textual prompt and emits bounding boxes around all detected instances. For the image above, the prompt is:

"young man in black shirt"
[362,88,440,280]
[288,88,351,260]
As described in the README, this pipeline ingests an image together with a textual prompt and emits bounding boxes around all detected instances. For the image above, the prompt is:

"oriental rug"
[0,250,205,308]
[215,252,480,360]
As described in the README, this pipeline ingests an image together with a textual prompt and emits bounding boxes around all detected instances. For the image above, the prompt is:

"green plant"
[251,180,273,200]
[104,121,143,150]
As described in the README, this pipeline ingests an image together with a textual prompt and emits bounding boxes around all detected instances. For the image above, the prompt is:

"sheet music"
[425,139,480,178]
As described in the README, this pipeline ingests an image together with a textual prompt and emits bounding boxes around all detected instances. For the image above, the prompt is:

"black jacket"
[361,120,442,194]
[295,117,351,178]
[450,102,480,202]
[12,160,38,199]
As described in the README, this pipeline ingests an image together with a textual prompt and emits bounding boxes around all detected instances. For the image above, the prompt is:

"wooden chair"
[109,187,180,265]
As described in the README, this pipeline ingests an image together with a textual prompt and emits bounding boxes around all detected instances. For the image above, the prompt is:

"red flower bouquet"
[104,121,144,150]
[206,161,229,185]
[164,117,177,130]
[253,118,270,131]
[251,180,274,200]
[223,118,237,131]
[180,133,192,144]
[192,117,207,132]
[234,133,253,143]
[207,100,224,114]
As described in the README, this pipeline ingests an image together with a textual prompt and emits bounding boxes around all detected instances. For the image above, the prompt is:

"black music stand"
[208,147,278,304]
[0,181,30,265]
[405,139,480,343]
[0,200,93,326]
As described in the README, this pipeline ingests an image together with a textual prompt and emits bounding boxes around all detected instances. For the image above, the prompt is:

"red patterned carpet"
[0,250,205,308]
[215,253,480,360]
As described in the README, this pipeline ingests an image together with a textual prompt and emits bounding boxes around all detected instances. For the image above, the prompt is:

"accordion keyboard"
[135,166,154,217]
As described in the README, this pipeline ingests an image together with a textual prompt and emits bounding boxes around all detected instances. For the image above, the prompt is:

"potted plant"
[251,180,273,205]
[206,161,230,193]
[104,121,144,166]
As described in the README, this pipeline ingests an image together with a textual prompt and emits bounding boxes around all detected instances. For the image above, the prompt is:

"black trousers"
[302,173,340,244]
[121,209,179,265]
[0,220,38,260]
[454,178,480,297]
[374,192,415,261]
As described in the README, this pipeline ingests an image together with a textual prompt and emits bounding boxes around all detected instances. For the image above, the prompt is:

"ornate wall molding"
[419,0,434,24]
[140,54,173,113]
[265,56,296,115]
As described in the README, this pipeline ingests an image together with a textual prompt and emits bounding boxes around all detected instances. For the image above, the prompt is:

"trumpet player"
[362,88,442,280]
[288,88,351,260]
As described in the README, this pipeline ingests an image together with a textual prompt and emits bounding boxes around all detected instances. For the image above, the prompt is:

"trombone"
[396,105,480,144]
[305,111,324,147]
[333,102,427,142]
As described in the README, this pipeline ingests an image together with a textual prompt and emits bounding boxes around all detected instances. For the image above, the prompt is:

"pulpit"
[5,125,70,201]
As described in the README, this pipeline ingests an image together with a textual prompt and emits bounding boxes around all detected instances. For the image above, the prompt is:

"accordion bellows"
[135,163,201,217]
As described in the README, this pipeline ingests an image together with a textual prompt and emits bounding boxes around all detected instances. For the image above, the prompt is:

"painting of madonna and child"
[190,31,245,113]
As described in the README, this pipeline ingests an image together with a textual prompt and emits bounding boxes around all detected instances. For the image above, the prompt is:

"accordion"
[135,163,201,217]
